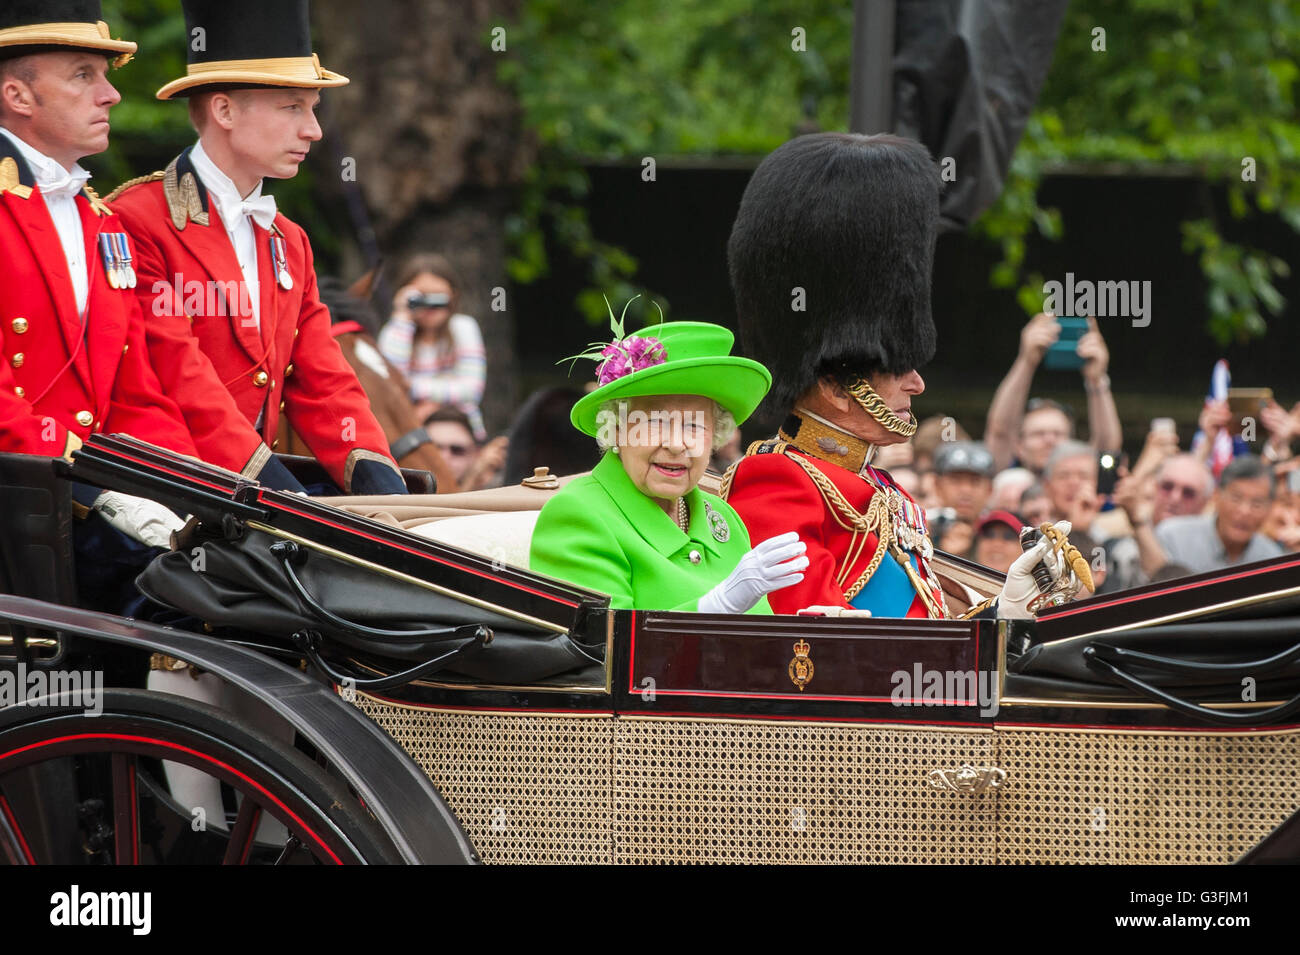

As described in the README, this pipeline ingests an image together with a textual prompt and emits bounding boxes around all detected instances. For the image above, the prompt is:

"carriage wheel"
[0,689,401,865]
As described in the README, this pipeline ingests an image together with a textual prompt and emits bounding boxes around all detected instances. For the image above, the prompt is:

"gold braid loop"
[847,377,917,437]
[783,451,896,600]
[105,170,164,204]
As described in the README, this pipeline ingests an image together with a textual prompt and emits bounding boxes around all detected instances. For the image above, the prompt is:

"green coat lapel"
[590,453,727,559]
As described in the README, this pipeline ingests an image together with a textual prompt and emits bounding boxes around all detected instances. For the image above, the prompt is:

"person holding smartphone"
[378,252,487,440]
[983,312,1123,476]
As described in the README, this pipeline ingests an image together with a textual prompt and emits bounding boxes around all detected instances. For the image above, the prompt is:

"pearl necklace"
[675,497,689,533]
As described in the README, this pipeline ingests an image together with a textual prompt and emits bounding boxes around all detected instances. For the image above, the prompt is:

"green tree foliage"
[499,1,852,324]
[983,0,1299,344]
[502,0,1299,340]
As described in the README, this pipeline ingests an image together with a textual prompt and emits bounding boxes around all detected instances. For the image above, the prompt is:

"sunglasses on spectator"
[1157,480,1201,501]
[434,443,472,457]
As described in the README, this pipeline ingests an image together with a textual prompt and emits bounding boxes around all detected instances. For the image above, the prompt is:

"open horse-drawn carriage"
[2,435,1299,864]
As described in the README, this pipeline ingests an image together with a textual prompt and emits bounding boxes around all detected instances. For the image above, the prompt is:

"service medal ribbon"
[97,233,120,289]
[270,236,293,290]
[113,233,137,289]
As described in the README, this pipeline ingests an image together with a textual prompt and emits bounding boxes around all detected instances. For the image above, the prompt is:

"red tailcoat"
[726,447,943,617]
[109,149,400,491]
[0,152,195,459]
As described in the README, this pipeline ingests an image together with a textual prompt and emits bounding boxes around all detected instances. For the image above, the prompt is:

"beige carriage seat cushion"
[317,471,587,528]
[406,509,541,570]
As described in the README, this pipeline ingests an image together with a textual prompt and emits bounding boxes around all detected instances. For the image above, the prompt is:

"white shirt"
[0,126,92,317]
[189,139,273,328]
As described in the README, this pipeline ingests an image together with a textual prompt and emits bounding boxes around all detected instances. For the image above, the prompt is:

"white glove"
[92,491,185,550]
[998,520,1071,619]
[697,531,808,614]
[798,606,873,618]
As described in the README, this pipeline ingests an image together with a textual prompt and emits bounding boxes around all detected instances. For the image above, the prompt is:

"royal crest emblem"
[788,639,814,691]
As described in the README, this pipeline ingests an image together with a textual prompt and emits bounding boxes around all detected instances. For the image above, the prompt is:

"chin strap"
[846,376,917,438]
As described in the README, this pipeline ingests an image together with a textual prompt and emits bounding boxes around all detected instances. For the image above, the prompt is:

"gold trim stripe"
[995,721,1300,738]
[241,443,273,480]
[246,520,571,634]
[343,448,402,492]
[1038,583,1300,642]
[353,692,614,719]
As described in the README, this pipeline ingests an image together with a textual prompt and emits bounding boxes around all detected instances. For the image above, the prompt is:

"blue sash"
[849,548,919,617]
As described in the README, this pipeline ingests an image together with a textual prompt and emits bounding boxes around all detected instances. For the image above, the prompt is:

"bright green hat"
[570,321,772,437]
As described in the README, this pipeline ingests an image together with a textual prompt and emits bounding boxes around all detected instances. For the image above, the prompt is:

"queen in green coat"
[529,319,808,613]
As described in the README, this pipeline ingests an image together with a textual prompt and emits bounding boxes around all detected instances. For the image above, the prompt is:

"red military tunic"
[0,144,195,460]
[724,427,946,618]
[109,147,402,492]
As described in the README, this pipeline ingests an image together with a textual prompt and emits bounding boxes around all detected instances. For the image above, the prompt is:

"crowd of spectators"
[872,312,1300,585]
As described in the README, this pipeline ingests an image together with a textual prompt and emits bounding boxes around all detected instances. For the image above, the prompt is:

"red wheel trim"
[0,733,343,864]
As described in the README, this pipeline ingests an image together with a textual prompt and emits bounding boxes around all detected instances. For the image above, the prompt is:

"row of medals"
[96,234,293,292]
[98,234,137,290]
[883,482,935,567]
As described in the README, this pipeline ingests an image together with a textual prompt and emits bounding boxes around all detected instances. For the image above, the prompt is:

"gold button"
[10,352,22,368]
[76,410,93,427]
[253,370,269,387]
[271,439,279,450]
[284,363,294,377]
[14,386,24,398]
[279,400,286,411]
[12,317,28,334]
[122,344,129,354]
[293,328,299,338]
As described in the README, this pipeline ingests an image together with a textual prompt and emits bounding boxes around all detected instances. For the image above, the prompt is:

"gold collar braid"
[779,408,879,475]
[847,376,917,437]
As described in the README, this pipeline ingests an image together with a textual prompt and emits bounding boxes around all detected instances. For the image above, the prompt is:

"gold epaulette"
[105,170,164,204]
[719,439,788,499]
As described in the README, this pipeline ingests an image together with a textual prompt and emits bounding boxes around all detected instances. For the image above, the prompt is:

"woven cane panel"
[353,697,615,863]
[613,719,997,864]
[995,727,1300,864]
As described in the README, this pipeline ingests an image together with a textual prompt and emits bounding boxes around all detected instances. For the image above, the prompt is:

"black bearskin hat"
[727,132,940,413]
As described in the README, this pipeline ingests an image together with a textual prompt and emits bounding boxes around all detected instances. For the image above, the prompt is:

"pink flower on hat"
[596,336,666,385]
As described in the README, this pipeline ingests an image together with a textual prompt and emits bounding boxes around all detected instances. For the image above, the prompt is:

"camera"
[407,292,451,310]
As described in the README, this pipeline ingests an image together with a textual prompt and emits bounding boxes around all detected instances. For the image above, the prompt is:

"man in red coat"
[723,133,1067,619]
[0,7,194,463]
[0,4,201,611]
[109,0,406,495]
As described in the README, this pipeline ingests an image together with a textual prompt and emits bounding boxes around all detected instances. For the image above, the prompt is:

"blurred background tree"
[500,0,1299,345]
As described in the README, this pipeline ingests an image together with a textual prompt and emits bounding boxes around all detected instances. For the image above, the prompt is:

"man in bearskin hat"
[723,132,1069,618]
[0,2,201,592]
[109,0,406,494]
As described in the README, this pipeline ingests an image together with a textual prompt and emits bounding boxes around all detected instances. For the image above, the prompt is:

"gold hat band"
[0,20,135,54]
[186,55,326,79]
[156,53,348,99]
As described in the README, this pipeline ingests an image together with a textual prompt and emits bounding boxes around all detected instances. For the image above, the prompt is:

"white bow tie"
[228,193,277,230]
[41,169,91,202]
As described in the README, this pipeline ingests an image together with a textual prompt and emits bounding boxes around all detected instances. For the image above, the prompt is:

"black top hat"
[0,1,135,63]
[157,0,346,100]
[727,132,941,414]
